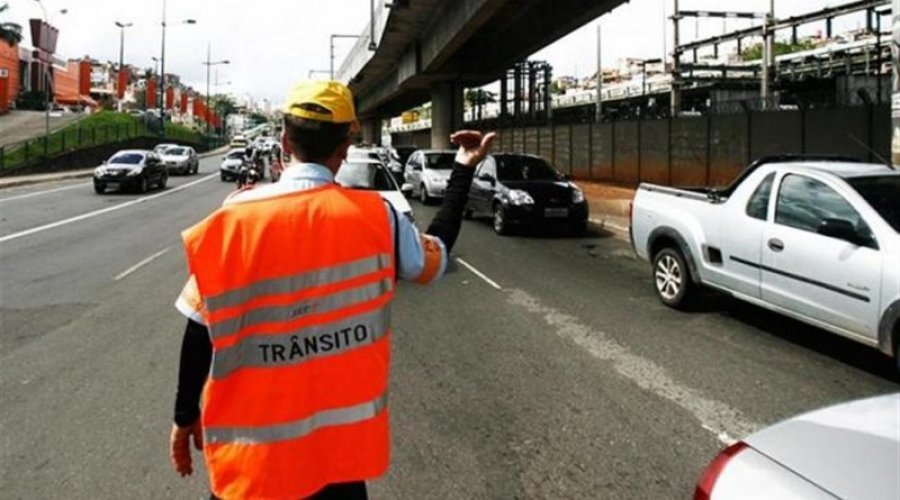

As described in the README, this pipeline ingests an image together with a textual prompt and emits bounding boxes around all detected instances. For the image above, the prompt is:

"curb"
[0,146,229,191]
[588,217,630,242]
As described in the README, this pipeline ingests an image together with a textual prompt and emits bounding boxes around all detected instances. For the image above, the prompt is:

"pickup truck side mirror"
[818,218,869,246]
[478,173,496,185]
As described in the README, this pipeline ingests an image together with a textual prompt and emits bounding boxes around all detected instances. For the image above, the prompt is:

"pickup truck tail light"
[694,441,747,500]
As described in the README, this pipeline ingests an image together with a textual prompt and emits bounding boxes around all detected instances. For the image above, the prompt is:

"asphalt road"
[1,159,897,499]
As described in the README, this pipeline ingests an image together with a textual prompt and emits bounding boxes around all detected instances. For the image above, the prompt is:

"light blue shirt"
[223,162,448,283]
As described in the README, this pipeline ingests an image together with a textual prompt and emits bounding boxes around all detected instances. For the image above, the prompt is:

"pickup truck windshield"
[496,156,559,182]
[849,175,900,232]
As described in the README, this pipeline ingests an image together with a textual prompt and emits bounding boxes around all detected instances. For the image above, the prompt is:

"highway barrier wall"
[392,103,890,187]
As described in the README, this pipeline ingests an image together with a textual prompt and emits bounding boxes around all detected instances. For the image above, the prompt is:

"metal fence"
[392,103,891,187]
[0,121,212,173]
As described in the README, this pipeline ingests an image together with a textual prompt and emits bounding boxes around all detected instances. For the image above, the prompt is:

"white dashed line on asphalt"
[0,173,218,244]
[0,181,92,204]
[114,247,172,281]
[456,257,503,290]
[505,288,759,445]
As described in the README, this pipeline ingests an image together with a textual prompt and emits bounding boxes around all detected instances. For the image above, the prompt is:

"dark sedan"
[93,150,168,194]
[466,153,588,235]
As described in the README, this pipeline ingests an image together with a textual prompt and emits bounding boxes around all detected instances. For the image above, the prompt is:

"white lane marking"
[505,288,759,445]
[114,247,172,281]
[0,181,91,203]
[0,173,218,244]
[456,257,503,290]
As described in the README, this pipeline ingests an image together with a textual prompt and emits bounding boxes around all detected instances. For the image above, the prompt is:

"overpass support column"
[361,119,382,146]
[431,82,464,149]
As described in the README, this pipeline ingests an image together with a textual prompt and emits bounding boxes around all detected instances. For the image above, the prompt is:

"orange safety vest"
[182,184,395,499]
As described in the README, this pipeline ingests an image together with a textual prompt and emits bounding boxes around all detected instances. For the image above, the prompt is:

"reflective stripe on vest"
[211,306,391,380]
[205,253,391,314]
[181,186,395,499]
[207,277,393,341]
[205,392,388,445]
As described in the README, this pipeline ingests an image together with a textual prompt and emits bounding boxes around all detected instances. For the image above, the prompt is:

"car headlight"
[571,186,585,204]
[508,189,534,206]
[126,168,143,176]
[94,167,107,176]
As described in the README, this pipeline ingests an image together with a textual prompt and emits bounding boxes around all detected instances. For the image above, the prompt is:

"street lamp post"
[203,44,229,148]
[115,21,134,112]
[32,0,67,145]
[330,34,360,79]
[159,0,196,137]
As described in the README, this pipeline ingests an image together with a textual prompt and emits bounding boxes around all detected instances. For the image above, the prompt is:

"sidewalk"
[0,146,229,190]
[576,180,636,240]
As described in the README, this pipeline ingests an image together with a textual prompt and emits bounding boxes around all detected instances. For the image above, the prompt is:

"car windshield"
[167,148,187,156]
[336,162,396,191]
[496,156,559,182]
[848,175,900,232]
[425,153,455,170]
[226,151,245,159]
[109,153,144,165]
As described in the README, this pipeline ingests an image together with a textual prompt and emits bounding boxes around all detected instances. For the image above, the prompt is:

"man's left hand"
[170,420,203,477]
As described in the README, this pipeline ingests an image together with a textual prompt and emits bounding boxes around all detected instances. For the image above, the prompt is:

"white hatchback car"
[336,159,415,221]
[696,393,900,500]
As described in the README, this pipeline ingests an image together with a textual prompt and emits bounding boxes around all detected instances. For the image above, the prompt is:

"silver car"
[404,149,456,205]
[161,146,199,175]
[697,393,900,500]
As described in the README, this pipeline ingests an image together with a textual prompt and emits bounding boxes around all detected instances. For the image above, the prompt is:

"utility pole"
[595,24,602,121]
[761,0,775,108]
[115,21,133,112]
[330,34,360,79]
[203,44,230,148]
[671,0,681,117]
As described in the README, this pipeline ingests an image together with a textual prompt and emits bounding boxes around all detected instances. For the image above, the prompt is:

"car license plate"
[544,208,569,218]
[106,182,120,190]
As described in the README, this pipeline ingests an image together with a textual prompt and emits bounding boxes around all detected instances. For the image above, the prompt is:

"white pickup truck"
[631,156,900,370]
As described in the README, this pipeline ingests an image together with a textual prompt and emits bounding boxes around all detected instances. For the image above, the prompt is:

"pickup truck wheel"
[892,327,900,377]
[653,247,693,309]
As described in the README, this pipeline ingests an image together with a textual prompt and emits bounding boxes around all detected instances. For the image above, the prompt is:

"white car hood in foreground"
[745,393,900,500]
[379,190,413,217]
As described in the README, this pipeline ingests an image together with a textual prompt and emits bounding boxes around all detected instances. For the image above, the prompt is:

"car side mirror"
[401,183,414,196]
[818,218,865,245]
[560,172,570,181]
[478,173,496,185]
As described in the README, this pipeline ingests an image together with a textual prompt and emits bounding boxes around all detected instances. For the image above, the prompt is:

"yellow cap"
[282,80,360,132]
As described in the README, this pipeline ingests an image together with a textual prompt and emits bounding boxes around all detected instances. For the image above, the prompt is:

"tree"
[465,89,496,108]
[741,39,817,61]
[0,3,23,47]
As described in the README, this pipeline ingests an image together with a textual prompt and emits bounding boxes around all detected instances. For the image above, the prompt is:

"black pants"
[211,481,367,500]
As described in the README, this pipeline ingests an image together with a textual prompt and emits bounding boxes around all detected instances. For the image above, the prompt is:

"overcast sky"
[6,0,869,109]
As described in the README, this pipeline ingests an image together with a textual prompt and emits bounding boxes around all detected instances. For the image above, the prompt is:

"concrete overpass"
[337,0,628,147]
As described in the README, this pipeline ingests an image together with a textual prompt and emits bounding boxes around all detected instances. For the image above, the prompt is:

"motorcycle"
[237,157,263,188]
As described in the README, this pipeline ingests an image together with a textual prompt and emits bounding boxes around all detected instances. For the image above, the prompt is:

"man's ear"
[337,136,353,161]
[281,131,294,160]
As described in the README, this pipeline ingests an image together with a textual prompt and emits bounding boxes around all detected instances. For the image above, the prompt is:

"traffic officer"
[169,80,496,499]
